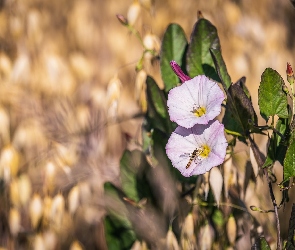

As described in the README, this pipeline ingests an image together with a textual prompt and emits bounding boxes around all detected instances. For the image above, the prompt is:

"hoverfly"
[181,148,204,169]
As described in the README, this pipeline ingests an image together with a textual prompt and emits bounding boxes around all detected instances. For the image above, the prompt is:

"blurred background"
[0,0,294,249]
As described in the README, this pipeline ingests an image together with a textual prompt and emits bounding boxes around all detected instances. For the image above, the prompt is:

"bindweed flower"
[165,120,227,177]
[167,74,225,128]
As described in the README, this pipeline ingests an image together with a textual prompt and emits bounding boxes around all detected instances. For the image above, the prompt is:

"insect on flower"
[182,145,210,169]
[166,120,227,177]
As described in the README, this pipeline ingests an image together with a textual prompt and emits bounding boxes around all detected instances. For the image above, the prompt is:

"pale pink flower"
[167,74,225,128]
[165,120,227,177]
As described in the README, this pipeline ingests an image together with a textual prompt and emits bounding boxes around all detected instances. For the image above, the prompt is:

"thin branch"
[249,136,282,250]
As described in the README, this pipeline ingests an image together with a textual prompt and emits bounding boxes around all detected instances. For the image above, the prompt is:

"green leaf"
[263,117,289,168]
[223,77,257,141]
[210,48,231,89]
[104,182,137,250]
[252,237,271,250]
[160,23,188,92]
[104,215,136,250]
[146,76,173,133]
[284,130,295,181]
[186,18,220,81]
[120,150,152,203]
[258,68,288,121]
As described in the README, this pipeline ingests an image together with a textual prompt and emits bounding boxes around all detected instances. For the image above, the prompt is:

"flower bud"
[116,14,128,26]
[287,62,295,85]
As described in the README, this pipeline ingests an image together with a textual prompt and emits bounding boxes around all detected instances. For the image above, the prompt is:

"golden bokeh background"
[0,0,294,249]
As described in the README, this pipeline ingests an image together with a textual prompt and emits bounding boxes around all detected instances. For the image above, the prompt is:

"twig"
[249,136,282,250]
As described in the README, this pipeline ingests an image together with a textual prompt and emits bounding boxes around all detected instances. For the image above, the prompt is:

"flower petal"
[167,75,225,128]
[166,120,227,177]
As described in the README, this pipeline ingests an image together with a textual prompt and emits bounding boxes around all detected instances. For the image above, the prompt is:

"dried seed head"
[50,194,65,228]
[127,1,141,26]
[9,207,21,237]
[69,53,94,81]
[107,74,122,120]
[75,105,90,132]
[10,52,31,85]
[43,230,57,250]
[249,147,258,177]
[166,229,180,250]
[0,106,10,147]
[70,240,84,250]
[0,53,12,80]
[223,154,232,198]
[18,174,32,206]
[55,142,78,167]
[139,0,153,11]
[199,222,214,250]
[143,33,161,52]
[0,145,19,182]
[44,162,56,194]
[203,172,210,200]
[29,194,43,229]
[42,196,52,227]
[79,182,92,205]
[141,242,148,250]
[33,234,45,250]
[181,213,195,243]
[130,240,141,250]
[226,215,237,245]
[209,167,223,206]
[135,69,147,112]
[68,185,80,215]
[13,119,47,151]
[10,179,20,207]
[27,9,42,46]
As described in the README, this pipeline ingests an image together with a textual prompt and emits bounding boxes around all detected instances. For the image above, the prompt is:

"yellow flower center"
[185,144,211,169]
[200,144,210,158]
[192,106,206,117]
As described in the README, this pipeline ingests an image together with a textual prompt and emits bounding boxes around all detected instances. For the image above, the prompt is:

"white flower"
[165,120,227,177]
[167,75,225,128]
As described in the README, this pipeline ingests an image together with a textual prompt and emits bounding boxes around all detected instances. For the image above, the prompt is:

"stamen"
[192,106,206,117]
